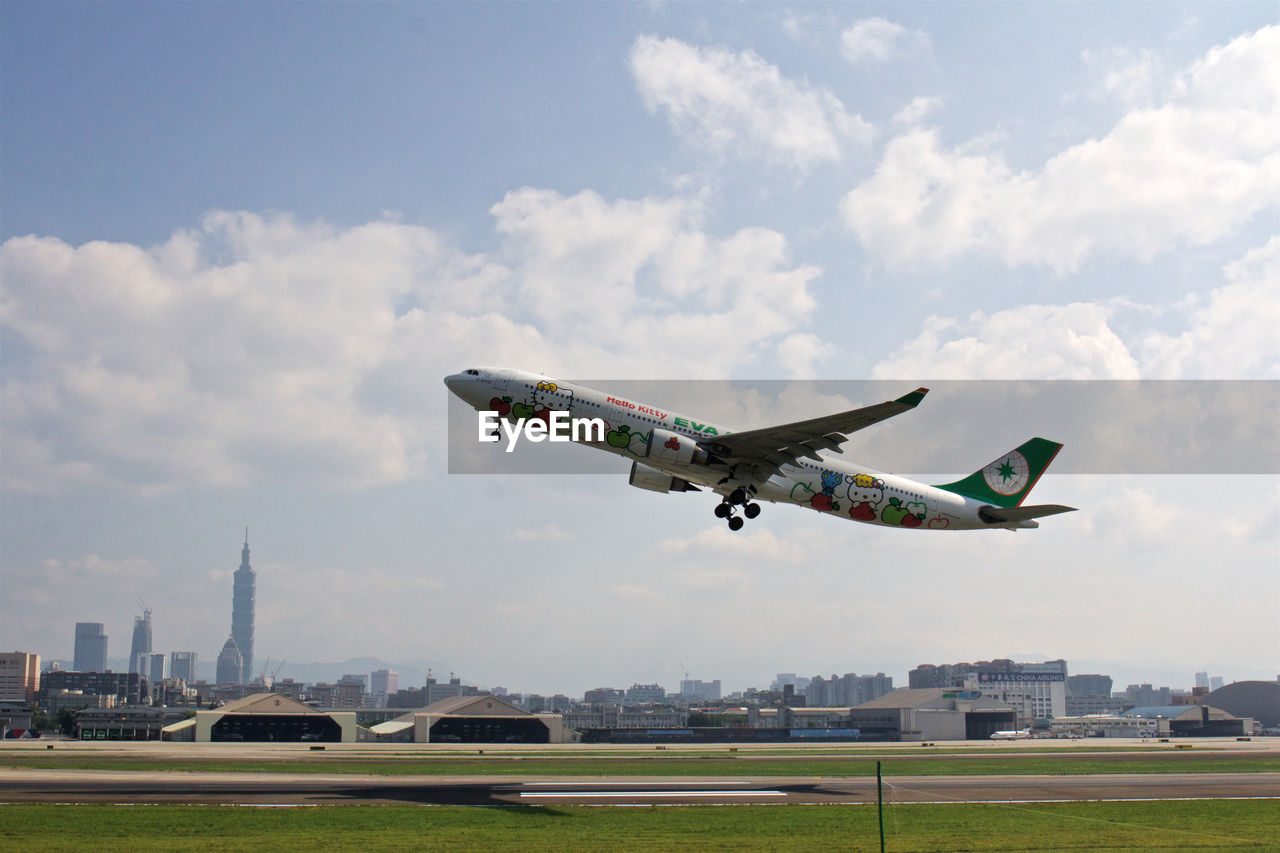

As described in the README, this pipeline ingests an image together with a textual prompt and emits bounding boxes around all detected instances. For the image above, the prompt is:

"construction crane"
[258,658,286,687]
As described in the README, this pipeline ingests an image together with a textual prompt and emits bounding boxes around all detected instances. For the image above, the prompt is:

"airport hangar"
[364,695,568,743]
[1202,681,1280,729]
[844,688,1018,741]
[163,693,568,744]
[163,694,357,742]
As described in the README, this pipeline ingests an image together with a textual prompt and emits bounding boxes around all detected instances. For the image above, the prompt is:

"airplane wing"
[704,387,929,479]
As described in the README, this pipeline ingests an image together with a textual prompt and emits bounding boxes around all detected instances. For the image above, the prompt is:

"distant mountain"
[269,658,452,688]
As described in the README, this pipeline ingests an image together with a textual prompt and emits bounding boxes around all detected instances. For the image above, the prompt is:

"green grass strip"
[1,800,1276,851]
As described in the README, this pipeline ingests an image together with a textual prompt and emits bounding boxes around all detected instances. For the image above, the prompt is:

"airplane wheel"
[714,502,730,519]
[729,488,747,505]
[728,516,745,531]
[744,503,761,519]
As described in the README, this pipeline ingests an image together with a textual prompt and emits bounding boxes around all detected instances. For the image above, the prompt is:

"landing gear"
[714,488,761,531]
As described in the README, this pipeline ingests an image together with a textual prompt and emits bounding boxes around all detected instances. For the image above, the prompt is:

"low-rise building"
[47,689,115,716]
[679,679,721,702]
[564,706,688,731]
[1066,695,1130,716]
[625,683,666,705]
[1050,705,1253,738]
[76,707,173,740]
[806,673,894,707]
[39,671,147,709]
[583,687,625,706]
[753,706,858,729]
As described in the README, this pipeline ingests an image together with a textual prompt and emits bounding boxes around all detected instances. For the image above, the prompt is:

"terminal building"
[910,659,1066,726]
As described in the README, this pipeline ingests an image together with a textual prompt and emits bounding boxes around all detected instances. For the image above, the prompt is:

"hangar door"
[965,710,1017,740]
[211,714,342,742]
[430,716,550,744]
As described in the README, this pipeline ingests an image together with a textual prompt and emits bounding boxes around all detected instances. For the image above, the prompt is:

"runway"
[3,769,1277,806]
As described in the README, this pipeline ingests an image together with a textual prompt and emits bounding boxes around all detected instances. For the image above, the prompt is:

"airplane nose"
[444,374,466,397]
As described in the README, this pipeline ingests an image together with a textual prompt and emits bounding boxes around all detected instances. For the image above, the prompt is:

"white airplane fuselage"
[446,368,1046,531]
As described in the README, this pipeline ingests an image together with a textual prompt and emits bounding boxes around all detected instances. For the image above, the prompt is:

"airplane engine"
[643,427,707,467]
[628,462,700,494]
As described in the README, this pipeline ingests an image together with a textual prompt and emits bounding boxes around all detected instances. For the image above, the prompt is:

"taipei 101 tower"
[231,529,256,684]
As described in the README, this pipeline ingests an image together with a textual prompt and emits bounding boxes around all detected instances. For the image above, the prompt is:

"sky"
[2,2,1277,696]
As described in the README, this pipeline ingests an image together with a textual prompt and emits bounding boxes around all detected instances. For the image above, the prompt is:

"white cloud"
[1,193,826,493]
[1140,236,1280,378]
[610,584,656,600]
[892,95,942,125]
[840,18,932,65]
[489,188,822,375]
[506,525,573,543]
[660,525,831,564]
[870,235,1279,380]
[1083,486,1192,543]
[776,333,834,378]
[871,302,1142,379]
[629,35,873,169]
[1082,47,1168,108]
[842,25,1280,273]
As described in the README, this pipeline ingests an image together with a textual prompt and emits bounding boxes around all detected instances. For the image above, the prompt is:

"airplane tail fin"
[935,437,1065,508]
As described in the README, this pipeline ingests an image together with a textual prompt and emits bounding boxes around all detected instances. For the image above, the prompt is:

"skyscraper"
[129,608,152,674]
[170,651,198,683]
[148,652,166,685]
[216,637,242,686]
[231,530,256,684]
[370,669,398,696]
[73,623,108,672]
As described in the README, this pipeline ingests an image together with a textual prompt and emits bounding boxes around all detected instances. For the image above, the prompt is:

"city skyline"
[27,610,1267,700]
[2,4,1276,696]
[18,525,1278,697]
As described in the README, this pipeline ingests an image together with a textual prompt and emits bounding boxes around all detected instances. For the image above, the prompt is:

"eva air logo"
[983,450,1030,496]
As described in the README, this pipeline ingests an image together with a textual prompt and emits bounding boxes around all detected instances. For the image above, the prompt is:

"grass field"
[2,750,1276,777]
[2,800,1276,851]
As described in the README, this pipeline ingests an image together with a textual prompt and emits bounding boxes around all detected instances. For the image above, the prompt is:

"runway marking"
[883,796,1280,805]
[519,790,785,799]
[520,781,754,787]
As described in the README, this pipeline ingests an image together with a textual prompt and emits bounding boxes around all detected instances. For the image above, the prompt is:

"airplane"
[444,367,1076,532]
[990,728,1033,740]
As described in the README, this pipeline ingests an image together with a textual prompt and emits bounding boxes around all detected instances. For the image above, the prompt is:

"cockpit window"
[465,369,480,376]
